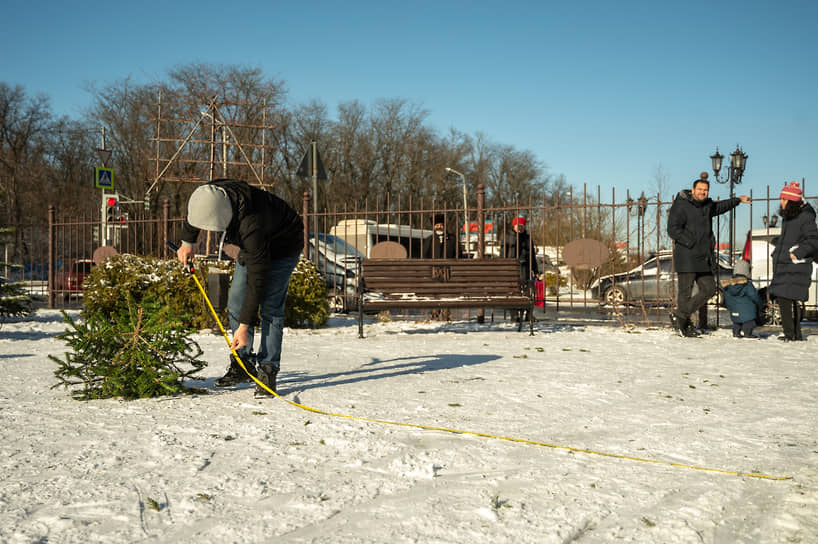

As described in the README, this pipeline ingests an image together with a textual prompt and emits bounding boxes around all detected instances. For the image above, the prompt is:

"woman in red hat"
[769,182,818,341]
[502,216,539,321]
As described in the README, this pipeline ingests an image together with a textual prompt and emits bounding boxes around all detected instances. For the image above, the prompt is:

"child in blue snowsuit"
[720,260,763,338]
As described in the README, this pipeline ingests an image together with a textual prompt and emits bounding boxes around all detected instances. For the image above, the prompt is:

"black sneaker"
[214,355,256,387]
[682,321,701,338]
[669,311,682,332]
[254,365,278,398]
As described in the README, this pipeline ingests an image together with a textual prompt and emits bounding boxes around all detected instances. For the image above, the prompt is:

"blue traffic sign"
[95,167,114,189]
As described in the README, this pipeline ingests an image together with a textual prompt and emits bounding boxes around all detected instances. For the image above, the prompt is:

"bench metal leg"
[528,304,535,335]
[358,307,365,338]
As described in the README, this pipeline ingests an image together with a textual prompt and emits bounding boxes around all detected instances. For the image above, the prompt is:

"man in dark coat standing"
[769,182,818,341]
[177,179,303,396]
[424,213,459,259]
[667,173,749,337]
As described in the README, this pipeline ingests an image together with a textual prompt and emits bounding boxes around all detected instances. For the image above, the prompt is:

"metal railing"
[2,182,814,327]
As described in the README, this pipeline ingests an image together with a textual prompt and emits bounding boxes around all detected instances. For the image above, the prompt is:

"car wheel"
[328,294,346,313]
[761,300,782,326]
[604,286,626,305]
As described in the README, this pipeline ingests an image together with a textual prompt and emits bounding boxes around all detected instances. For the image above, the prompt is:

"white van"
[329,219,434,259]
[742,227,818,322]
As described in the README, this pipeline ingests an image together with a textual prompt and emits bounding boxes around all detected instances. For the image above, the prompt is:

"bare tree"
[330,100,377,207]
[86,64,291,217]
[46,117,97,216]
[0,83,54,227]
[288,99,333,208]
[370,98,428,205]
[85,77,162,216]
[651,163,671,250]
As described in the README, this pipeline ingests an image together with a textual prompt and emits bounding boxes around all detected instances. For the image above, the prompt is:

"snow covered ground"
[1,310,816,543]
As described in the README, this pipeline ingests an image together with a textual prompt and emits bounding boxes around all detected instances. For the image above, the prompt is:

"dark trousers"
[676,272,716,320]
[732,320,757,338]
[778,298,804,340]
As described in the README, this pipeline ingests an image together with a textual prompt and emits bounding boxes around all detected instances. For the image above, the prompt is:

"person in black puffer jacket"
[769,182,818,341]
[502,216,539,322]
[502,216,539,282]
[667,173,749,337]
[177,179,303,395]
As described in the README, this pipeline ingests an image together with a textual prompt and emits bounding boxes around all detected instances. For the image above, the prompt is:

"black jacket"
[502,229,539,279]
[181,179,303,325]
[424,230,458,259]
[667,190,740,273]
[769,202,818,302]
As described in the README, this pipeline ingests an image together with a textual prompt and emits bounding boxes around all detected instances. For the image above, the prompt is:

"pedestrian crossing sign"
[95,167,114,189]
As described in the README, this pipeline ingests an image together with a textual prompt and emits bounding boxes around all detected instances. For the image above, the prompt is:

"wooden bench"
[357,258,534,337]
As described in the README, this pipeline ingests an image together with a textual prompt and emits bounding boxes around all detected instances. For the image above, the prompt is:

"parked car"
[590,251,733,306]
[56,259,94,300]
[306,233,363,312]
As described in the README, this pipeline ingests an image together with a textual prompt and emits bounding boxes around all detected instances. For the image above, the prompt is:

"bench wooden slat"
[358,258,534,337]
[362,281,520,289]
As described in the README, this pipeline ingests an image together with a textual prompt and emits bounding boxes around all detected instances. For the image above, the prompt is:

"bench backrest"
[361,258,524,298]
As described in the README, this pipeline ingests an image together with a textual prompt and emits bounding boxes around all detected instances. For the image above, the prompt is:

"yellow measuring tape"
[191,272,791,481]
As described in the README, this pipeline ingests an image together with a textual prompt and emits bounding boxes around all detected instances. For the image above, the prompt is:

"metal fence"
[3,182,815,327]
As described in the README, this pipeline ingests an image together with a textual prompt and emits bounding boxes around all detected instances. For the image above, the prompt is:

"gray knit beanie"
[733,260,751,278]
[187,185,233,231]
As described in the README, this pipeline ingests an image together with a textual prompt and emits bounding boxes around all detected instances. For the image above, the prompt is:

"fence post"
[48,205,55,309]
[477,184,486,324]
[162,198,170,259]
[302,191,310,260]
[477,184,485,260]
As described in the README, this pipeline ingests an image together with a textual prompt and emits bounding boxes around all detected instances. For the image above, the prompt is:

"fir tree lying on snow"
[50,299,205,400]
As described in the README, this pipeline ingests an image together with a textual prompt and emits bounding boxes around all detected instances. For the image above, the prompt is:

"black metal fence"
[3,182,815,327]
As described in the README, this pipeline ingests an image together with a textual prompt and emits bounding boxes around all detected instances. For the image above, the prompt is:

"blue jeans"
[227,255,299,371]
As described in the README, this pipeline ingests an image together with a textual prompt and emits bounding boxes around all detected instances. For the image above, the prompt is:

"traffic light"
[104,193,119,223]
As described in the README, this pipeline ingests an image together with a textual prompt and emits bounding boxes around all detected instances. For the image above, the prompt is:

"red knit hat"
[511,216,526,227]
[780,181,803,202]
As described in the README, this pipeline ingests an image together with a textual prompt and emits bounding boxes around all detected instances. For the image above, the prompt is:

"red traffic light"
[106,197,118,207]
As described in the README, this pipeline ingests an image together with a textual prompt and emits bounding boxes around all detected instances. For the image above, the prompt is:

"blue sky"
[2,0,816,224]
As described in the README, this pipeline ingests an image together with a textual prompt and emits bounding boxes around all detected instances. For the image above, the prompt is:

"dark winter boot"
[741,320,758,339]
[681,320,700,338]
[794,301,804,341]
[254,365,278,398]
[214,355,256,387]
[669,311,683,333]
[779,298,800,341]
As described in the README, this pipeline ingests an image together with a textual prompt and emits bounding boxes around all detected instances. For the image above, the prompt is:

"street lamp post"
[709,145,748,263]
[445,167,468,250]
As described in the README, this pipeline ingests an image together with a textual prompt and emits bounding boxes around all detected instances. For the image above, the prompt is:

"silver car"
[591,252,733,306]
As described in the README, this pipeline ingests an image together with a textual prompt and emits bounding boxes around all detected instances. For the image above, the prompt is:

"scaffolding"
[146,92,282,198]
